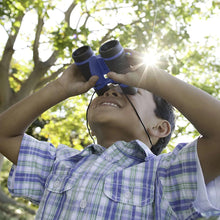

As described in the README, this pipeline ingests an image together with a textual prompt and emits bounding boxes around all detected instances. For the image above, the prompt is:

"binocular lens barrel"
[72,46,94,63]
[99,40,122,58]
[100,40,128,74]
[72,46,94,81]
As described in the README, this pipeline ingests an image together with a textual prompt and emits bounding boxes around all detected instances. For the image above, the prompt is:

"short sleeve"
[158,140,220,218]
[206,176,220,209]
[194,146,220,217]
[8,134,56,204]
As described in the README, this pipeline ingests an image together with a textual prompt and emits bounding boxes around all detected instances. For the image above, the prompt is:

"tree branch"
[34,64,68,90]
[43,51,60,69]
[0,14,24,71]
[82,13,90,28]
[100,19,140,44]
[100,23,124,44]
[76,12,85,30]
[9,73,23,85]
[64,2,77,26]
[0,13,25,109]
[12,2,76,104]
[33,15,44,65]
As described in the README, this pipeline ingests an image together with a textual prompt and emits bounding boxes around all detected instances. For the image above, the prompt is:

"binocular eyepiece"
[72,40,137,96]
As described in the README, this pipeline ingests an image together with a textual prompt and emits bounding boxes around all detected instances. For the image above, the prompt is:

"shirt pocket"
[104,172,154,207]
[45,173,81,193]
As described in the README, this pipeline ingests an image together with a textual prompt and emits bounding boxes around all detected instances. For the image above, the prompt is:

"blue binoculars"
[72,40,137,96]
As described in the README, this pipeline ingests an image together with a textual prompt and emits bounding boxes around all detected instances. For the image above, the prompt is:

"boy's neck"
[94,125,151,149]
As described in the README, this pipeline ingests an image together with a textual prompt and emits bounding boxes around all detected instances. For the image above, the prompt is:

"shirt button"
[80,200,87,209]
[125,191,132,199]
[105,155,112,161]
[54,180,60,187]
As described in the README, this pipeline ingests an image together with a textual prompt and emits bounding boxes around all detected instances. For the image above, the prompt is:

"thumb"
[83,75,99,92]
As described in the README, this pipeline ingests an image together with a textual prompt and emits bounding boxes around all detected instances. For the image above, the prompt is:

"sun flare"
[142,52,158,66]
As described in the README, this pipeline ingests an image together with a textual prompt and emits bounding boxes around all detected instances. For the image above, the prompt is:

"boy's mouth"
[100,102,120,108]
[90,96,125,110]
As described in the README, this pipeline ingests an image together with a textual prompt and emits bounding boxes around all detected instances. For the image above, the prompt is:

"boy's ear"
[150,120,171,138]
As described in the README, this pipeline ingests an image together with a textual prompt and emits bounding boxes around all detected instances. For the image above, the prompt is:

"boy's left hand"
[107,49,155,90]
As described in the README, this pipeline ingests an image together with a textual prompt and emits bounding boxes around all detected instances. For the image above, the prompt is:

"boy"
[0,51,220,219]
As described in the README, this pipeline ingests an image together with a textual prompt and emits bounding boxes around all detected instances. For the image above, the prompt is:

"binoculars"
[72,40,137,96]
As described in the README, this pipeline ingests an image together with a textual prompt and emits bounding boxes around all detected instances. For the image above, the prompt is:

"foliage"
[0,159,37,219]
[39,95,91,149]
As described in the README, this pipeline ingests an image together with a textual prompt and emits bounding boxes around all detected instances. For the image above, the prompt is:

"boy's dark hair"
[151,95,175,155]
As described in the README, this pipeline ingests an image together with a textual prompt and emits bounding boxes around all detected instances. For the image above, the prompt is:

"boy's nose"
[103,85,123,97]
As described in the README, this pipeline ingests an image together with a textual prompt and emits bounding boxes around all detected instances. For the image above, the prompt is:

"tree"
[0,0,219,214]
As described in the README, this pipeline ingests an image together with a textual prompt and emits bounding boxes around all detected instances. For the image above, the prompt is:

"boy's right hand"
[0,64,98,165]
[56,64,99,98]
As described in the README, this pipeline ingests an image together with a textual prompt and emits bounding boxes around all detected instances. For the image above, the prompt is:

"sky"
[188,14,220,58]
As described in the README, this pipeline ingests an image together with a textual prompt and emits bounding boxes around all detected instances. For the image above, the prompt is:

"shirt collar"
[82,140,155,160]
[108,140,154,161]
[82,144,105,155]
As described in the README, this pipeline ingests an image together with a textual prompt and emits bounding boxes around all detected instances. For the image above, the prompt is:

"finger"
[82,75,99,92]
[125,49,144,65]
[107,72,128,84]
[89,75,99,86]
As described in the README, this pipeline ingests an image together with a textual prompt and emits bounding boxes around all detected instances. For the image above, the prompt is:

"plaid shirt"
[8,134,220,219]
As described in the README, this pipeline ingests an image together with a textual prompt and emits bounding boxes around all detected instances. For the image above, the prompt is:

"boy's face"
[88,85,160,146]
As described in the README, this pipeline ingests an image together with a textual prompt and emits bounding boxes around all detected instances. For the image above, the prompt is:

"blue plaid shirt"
[8,134,220,219]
